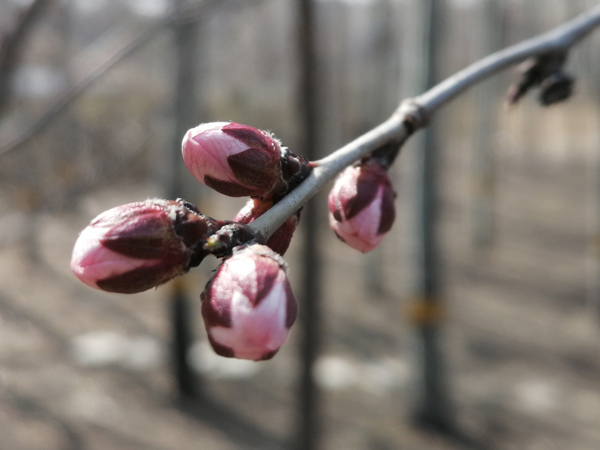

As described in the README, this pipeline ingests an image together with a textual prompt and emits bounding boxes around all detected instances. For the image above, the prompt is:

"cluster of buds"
[182,122,308,359]
[72,121,399,360]
[70,39,582,361]
[328,159,396,253]
[72,122,310,361]
[182,121,310,256]
[506,53,574,107]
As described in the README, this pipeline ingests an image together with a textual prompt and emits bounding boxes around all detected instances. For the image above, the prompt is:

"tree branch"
[417,3,600,113]
[246,3,600,241]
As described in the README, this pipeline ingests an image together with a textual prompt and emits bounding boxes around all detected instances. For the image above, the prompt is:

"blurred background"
[1,0,600,449]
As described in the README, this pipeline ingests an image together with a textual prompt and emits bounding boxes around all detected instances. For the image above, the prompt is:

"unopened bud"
[538,72,574,106]
[182,122,285,198]
[234,199,300,255]
[71,199,217,293]
[506,58,543,106]
[201,244,298,361]
[506,53,568,106]
[328,162,396,252]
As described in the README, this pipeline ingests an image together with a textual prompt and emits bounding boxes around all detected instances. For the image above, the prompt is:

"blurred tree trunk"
[584,0,600,316]
[589,84,600,314]
[168,0,201,399]
[469,0,505,248]
[363,0,397,296]
[295,0,322,449]
[404,0,454,433]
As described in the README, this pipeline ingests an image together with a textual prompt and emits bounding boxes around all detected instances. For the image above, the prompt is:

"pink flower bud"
[234,199,300,256]
[182,122,285,198]
[328,162,396,252]
[71,199,216,293]
[201,244,298,361]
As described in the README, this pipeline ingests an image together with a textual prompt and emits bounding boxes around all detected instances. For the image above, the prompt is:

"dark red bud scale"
[221,122,277,153]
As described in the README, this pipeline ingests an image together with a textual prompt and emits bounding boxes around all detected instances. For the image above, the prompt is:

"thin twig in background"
[0,0,262,158]
[0,0,55,117]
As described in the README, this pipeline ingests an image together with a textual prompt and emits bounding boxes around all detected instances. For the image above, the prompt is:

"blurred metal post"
[295,0,322,449]
[406,0,454,432]
[469,0,504,248]
[363,0,397,296]
[589,38,600,315]
[583,0,600,316]
[167,0,200,399]
[590,148,600,313]
[169,278,197,398]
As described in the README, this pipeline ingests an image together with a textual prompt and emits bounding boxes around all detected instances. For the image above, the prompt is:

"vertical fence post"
[167,0,200,399]
[363,0,397,297]
[295,0,321,449]
[588,87,600,315]
[469,0,504,248]
[406,0,454,433]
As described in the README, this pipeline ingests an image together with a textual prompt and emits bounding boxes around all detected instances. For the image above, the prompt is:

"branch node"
[395,99,428,135]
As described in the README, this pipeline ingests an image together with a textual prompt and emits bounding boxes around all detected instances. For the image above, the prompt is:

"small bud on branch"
[538,72,574,106]
[71,199,221,293]
[201,244,298,361]
[328,161,396,253]
[182,121,312,202]
[182,122,285,198]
